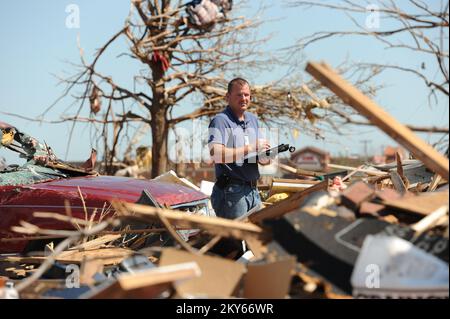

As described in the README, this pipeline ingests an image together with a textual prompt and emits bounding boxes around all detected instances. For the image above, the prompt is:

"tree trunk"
[150,106,169,178]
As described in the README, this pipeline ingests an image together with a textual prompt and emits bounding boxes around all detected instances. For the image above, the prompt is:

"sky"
[0,0,448,165]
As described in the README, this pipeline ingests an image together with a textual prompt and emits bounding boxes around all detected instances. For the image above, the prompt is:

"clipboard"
[243,144,296,163]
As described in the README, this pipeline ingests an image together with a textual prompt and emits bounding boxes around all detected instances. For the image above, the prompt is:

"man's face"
[226,83,251,114]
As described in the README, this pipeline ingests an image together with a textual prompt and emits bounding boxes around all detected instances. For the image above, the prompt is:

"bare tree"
[45,0,275,177]
[287,0,449,99]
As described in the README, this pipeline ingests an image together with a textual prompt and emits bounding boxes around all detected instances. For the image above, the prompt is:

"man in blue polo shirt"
[208,78,270,219]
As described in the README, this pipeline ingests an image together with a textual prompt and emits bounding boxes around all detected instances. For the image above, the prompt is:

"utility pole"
[361,139,370,160]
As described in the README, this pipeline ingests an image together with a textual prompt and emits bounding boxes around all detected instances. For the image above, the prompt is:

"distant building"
[384,146,407,163]
[371,146,407,164]
[289,146,330,171]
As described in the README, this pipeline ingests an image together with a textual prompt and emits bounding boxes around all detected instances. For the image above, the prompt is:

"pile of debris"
[0,155,447,299]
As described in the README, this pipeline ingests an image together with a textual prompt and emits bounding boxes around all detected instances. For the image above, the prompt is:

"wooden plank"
[328,163,386,176]
[276,162,323,177]
[382,191,449,216]
[272,178,319,185]
[306,62,449,180]
[248,180,328,224]
[116,202,266,241]
[342,165,364,181]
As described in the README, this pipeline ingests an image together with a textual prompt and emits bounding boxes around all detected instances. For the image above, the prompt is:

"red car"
[0,122,209,253]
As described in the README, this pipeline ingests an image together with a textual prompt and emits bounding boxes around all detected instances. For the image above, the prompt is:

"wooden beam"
[248,180,328,224]
[276,162,323,177]
[306,62,449,180]
[328,163,386,176]
[381,191,449,216]
[115,201,267,241]
[270,178,319,195]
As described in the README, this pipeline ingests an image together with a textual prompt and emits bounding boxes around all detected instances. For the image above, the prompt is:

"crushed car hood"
[27,175,208,206]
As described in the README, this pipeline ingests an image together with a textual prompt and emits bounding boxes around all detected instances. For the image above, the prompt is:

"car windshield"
[0,162,68,186]
[1,123,87,186]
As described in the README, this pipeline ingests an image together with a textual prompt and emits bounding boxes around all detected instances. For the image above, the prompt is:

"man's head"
[226,78,251,117]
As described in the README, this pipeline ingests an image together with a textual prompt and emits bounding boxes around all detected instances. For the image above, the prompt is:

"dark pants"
[210,182,261,219]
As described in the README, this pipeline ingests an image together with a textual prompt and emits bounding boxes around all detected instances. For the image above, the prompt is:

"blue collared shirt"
[208,106,260,182]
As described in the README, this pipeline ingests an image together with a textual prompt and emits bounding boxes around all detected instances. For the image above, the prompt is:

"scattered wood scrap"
[115,201,268,241]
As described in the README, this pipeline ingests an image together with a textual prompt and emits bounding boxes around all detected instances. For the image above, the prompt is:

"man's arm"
[209,143,253,163]
[210,140,271,164]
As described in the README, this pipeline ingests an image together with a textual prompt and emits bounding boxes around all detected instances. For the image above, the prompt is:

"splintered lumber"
[115,201,266,241]
[428,174,443,192]
[67,234,121,251]
[55,247,133,265]
[0,247,133,265]
[248,180,328,224]
[306,62,449,180]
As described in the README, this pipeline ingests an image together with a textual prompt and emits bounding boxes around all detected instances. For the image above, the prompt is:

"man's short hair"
[227,78,250,93]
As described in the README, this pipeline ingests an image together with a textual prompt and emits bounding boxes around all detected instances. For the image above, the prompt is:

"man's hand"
[257,139,271,165]
[257,139,270,152]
